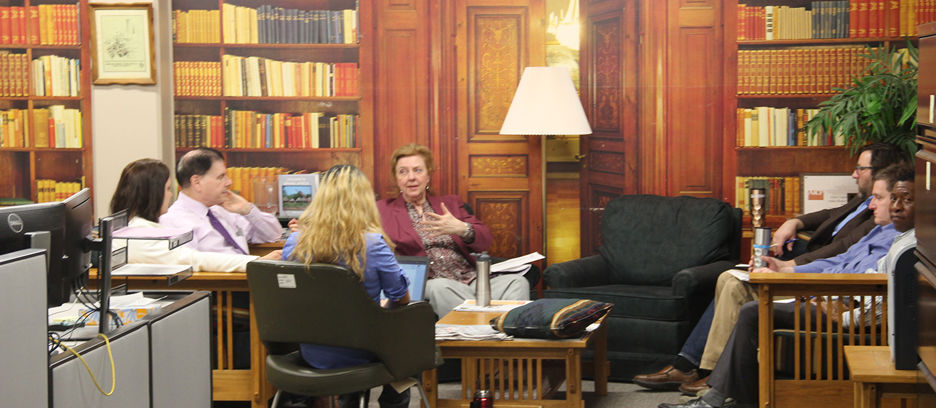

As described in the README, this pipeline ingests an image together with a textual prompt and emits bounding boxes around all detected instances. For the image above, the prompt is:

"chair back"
[599,195,741,285]
[246,260,437,380]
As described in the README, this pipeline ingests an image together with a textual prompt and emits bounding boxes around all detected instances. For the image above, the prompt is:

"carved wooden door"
[578,0,638,256]
[454,0,546,259]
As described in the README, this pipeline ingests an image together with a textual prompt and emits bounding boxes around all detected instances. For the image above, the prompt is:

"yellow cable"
[50,333,117,396]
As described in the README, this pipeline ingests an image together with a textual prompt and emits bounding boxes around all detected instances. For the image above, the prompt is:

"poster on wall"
[90,3,156,85]
[802,173,859,214]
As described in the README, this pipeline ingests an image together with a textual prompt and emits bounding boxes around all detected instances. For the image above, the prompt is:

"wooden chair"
[749,272,888,408]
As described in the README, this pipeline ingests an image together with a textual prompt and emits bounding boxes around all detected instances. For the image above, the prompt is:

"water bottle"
[471,389,493,408]
[475,252,491,307]
[752,227,771,269]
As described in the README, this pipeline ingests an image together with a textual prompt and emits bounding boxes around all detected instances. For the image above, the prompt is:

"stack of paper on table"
[435,324,512,341]
[453,299,530,313]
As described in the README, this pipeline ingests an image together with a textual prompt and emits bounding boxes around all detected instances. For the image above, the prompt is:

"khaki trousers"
[699,271,758,370]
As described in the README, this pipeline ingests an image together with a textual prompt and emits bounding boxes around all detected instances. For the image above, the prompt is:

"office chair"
[246,260,442,408]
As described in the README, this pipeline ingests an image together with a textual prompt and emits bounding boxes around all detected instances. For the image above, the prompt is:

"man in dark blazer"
[634,143,906,393]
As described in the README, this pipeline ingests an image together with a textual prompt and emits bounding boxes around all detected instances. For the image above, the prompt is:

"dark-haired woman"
[110,158,280,271]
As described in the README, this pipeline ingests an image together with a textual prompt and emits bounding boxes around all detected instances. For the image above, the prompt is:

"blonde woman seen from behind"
[281,164,411,408]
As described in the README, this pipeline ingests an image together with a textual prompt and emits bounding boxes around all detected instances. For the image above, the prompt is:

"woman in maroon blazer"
[377,144,529,318]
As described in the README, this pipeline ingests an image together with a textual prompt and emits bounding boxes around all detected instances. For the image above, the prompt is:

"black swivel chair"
[246,260,442,408]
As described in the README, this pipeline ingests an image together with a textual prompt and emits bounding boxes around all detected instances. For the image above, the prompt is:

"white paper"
[491,252,544,273]
[435,324,512,341]
[453,299,531,313]
[727,269,750,282]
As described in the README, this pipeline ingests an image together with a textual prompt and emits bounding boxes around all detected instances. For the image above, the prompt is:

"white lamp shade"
[499,66,592,135]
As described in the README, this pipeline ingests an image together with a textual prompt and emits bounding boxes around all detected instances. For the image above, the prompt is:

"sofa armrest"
[543,255,612,289]
[671,260,737,298]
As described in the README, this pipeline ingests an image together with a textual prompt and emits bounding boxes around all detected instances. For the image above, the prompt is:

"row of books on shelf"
[737,46,870,94]
[218,56,357,97]
[226,167,287,204]
[35,179,81,203]
[738,0,936,41]
[174,111,359,149]
[220,3,357,45]
[0,4,79,46]
[0,106,83,148]
[735,176,803,216]
[31,55,79,97]
[736,107,846,147]
[0,53,80,97]
[172,9,220,44]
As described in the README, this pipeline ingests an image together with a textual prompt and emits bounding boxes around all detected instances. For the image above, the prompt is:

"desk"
[249,241,284,257]
[93,271,271,408]
[844,346,936,408]
[423,310,608,408]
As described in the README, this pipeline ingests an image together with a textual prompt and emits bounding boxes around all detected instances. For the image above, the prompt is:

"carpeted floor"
[365,380,687,408]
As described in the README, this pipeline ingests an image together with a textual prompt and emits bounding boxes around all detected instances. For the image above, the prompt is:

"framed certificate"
[89,3,156,85]
[802,173,859,214]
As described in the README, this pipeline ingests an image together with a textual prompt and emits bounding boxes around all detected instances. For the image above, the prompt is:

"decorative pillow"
[490,298,613,339]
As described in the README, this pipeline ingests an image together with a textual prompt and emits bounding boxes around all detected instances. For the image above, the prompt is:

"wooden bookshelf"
[171,0,372,203]
[722,0,924,228]
[0,0,93,204]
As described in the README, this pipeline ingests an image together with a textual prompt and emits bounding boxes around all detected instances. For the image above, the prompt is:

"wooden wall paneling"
[666,0,723,198]
[455,0,545,258]
[637,0,669,196]
[372,0,432,198]
[430,1,458,195]
[579,0,637,256]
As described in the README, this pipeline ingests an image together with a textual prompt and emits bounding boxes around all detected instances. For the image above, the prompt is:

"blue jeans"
[677,300,714,367]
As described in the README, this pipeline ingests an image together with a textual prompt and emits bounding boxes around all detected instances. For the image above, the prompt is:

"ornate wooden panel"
[456,0,544,259]
[472,15,523,140]
[579,0,637,256]
[470,192,528,259]
[373,0,432,198]
[469,155,529,178]
[666,0,723,197]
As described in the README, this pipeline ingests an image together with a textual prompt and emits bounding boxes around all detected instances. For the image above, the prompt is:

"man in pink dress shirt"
[160,148,281,254]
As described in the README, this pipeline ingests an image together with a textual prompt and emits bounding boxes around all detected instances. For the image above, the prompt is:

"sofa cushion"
[599,195,735,286]
[544,284,689,321]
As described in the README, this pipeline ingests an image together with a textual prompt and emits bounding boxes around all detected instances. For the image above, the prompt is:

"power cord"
[49,333,117,396]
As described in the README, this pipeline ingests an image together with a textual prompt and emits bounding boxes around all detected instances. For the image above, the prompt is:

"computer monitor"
[0,201,67,306]
[62,188,93,301]
[278,173,319,218]
[0,189,94,307]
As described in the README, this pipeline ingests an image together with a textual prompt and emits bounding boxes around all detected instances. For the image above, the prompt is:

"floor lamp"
[499,66,592,262]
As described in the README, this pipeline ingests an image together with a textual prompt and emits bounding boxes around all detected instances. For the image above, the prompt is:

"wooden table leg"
[249,293,269,408]
[422,368,438,408]
[566,349,583,408]
[593,323,609,396]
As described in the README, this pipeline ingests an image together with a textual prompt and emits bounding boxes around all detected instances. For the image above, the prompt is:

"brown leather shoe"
[633,365,699,391]
[678,375,711,396]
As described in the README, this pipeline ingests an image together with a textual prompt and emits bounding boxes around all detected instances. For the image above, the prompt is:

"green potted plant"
[806,42,919,158]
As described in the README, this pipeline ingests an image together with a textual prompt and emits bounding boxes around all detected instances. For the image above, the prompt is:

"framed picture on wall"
[89,3,156,85]
[802,173,859,214]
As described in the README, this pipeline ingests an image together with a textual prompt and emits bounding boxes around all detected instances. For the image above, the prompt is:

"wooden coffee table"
[421,306,609,408]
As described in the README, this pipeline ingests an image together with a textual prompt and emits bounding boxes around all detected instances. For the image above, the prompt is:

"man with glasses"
[633,143,907,394]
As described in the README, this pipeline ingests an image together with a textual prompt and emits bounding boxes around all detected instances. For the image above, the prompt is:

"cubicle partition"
[0,249,50,408]
[49,291,210,408]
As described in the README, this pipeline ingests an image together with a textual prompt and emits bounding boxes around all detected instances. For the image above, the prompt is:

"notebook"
[381,255,429,302]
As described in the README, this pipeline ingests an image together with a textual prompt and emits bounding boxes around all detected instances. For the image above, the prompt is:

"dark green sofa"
[543,195,742,380]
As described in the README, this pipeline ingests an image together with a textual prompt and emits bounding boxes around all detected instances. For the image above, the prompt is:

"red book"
[10,7,20,44]
[48,118,56,148]
[877,0,886,37]
[27,6,38,44]
[1,7,11,45]
[849,1,856,37]
[858,0,871,38]
[887,0,899,37]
